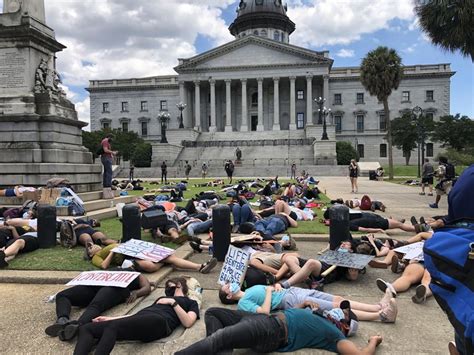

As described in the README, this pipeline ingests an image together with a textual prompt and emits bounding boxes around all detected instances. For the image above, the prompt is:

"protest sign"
[218,245,250,285]
[67,271,140,288]
[318,250,374,269]
[395,241,424,261]
[112,239,174,262]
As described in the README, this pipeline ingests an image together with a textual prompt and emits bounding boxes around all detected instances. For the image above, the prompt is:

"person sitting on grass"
[175,307,384,355]
[73,277,200,355]
[45,269,152,341]
[0,231,39,268]
[218,283,397,323]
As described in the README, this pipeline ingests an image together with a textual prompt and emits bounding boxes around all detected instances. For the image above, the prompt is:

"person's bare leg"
[421,270,433,298]
[354,178,358,192]
[3,239,25,260]
[134,260,163,273]
[392,263,424,293]
[275,263,290,281]
[282,254,302,274]
[4,218,29,228]
[406,232,432,244]
[388,220,416,232]
[163,254,200,271]
[78,234,93,246]
[274,200,292,215]
[285,259,322,286]
[91,232,116,246]
[332,295,381,313]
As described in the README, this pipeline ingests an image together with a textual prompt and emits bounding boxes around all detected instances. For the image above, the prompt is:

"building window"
[379,113,387,131]
[426,90,434,101]
[141,121,148,137]
[102,122,110,130]
[426,143,434,157]
[260,29,267,37]
[426,112,434,120]
[297,90,304,100]
[256,0,264,5]
[402,91,410,102]
[122,121,129,133]
[251,92,258,107]
[356,93,364,104]
[356,115,364,132]
[253,30,259,35]
[297,113,305,129]
[334,93,342,105]
[102,102,109,113]
[140,101,148,111]
[357,144,365,158]
[273,31,280,41]
[160,100,168,111]
[380,144,387,158]
[121,101,129,112]
[335,115,342,133]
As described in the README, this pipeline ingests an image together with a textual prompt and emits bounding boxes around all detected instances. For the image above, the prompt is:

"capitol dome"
[228,0,296,43]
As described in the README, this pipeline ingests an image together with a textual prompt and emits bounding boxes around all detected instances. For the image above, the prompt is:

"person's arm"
[256,286,274,315]
[249,258,279,275]
[280,212,298,227]
[275,263,290,281]
[294,300,319,311]
[127,275,152,303]
[92,248,115,269]
[357,227,386,234]
[366,234,384,256]
[157,298,197,328]
[93,314,131,322]
[8,226,20,239]
[337,335,383,355]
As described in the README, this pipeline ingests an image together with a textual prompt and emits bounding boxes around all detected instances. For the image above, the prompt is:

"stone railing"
[181,138,315,148]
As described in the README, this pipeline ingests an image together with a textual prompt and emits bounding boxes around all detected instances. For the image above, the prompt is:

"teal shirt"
[237,285,287,313]
[278,309,346,353]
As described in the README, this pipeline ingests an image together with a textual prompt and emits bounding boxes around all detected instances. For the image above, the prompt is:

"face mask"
[337,247,349,253]
[229,282,241,294]
[323,308,345,322]
[281,235,290,243]
[165,286,176,297]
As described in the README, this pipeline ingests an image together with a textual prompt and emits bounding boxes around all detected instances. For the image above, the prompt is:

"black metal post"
[179,110,184,128]
[322,111,329,140]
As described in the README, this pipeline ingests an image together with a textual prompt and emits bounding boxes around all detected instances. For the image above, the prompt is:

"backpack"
[68,200,85,216]
[59,220,77,248]
[241,266,275,290]
[424,226,474,355]
[359,195,372,211]
[444,163,456,180]
[180,275,203,308]
[96,144,104,156]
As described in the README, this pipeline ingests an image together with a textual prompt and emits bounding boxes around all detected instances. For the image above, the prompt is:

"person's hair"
[218,288,238,305]
[438,156,448,164]
[425,158,429,163]
[106,133,113,139]
[297,199,306,209]
[166,277,188,295]
[239,222,255,234]
[355,242,372,255]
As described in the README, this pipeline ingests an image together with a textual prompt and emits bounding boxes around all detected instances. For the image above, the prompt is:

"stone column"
[194,80,201,131]
[179,81,190,128]
[225,79,232,132]
[273,77,280,130]
[323,74,329,103]
[306,75,313,124]
[241,79,248,131]
[209,79,216,132]
[289,76,296,130]
[257,77,264,131]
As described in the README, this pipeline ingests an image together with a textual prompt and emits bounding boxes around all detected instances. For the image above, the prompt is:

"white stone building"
[88,0,453,168]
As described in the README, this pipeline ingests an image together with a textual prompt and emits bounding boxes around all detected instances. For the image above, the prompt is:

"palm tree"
[360,47,403,179]
[415,0,473,60]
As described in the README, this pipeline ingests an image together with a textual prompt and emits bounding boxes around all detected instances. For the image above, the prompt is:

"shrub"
[131,143,152,167]
[336,141,359,165]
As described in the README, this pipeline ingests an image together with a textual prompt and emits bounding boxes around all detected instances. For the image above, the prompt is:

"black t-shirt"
[138,296,199,331]
[0,227,24,248]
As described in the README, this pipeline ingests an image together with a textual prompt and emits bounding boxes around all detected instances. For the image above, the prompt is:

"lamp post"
[176,102,187,129]
[158,111,171,143]
[315,97,330,140]
[412,106,424,178]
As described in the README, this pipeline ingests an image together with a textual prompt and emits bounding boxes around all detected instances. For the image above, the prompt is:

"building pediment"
[174,35,332,73]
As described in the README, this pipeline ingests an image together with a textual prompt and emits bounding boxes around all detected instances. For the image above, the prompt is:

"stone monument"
[0,0,102,191]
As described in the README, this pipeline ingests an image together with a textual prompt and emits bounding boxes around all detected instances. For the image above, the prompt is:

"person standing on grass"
[184,161,192,180]
[348,159,359,193]
[161,161,168,184]
[291,162,297,180]
[100,134,118,189]
[201,162,208,179]
[420,158,434,196]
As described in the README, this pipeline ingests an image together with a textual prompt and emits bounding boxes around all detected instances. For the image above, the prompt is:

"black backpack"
[445,163,456,180]
[96,145,104,156]
[59,220,77,248]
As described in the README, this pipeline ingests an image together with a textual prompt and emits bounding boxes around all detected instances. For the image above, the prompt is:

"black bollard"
[37,204,57,248]
[328,204,351,250]
[212,204,231,261]
[122,204,141,243]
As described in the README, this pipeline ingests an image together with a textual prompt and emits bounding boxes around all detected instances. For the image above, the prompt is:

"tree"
[360,46,403,179]
[391,114,418,165]
[131,143,152,167]
[415,0,474,60]
[431,114,474,151]
[336,141,359,165]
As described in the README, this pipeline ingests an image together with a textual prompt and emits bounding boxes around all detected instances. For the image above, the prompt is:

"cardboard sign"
[218,245,250,285]
[318,250,374,269]
[67,271,140,288]
[112,239,175,263]
[395,241,424,261]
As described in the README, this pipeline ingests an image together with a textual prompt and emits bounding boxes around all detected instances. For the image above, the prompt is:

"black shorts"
[297,257,308,267]
[159,222,179,234]
[75,226,97,237]
[421,177,433,185]
[350,214,389,231]
[6,235,39,254]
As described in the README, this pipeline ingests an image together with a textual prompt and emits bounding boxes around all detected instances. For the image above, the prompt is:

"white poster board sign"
[218,245,250,286]
[112,239,175,262]
[394,242,424,261]
[67,271,140,288]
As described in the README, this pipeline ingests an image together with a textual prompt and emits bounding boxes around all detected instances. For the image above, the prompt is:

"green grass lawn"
[383,164,467,178]
[8,178,330,271]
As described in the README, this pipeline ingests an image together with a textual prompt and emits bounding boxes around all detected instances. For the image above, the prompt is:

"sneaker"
[427,193,433,196]
[189,241,202,253]
[376,278,397,297]
[412,284,427,304]
[188,235,202,244]
[231,224,240,233]
[391,255,405,274]
[419,192,426,195]
[199,257,218,274]
[59,322,79,341]
[379,288,393,309]
[429,203,438,209]
[45,317,69,337]
[380,298,397,323]
[448,341,460,355]
[171,234,188,245]
[410,216,418,226]
[419,216,426,224]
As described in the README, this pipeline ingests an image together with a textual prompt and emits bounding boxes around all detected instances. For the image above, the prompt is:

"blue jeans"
[232,204,255,226]
[175,308,285,354]
[101,156,113,188]
[255,216,286,239]
[282,287,334,312]
[187,219,212,237]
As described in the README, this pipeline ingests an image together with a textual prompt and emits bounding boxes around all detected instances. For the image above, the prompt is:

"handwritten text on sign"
[394,241,424,261]
[67,271,140,288]
[112,239,175,262]
[218,245,250,286]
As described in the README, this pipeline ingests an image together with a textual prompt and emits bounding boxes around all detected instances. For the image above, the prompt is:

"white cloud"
[75,96,91,130]
[336,49,355,58]
[402,44,417,54]
[287,0,415,48]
